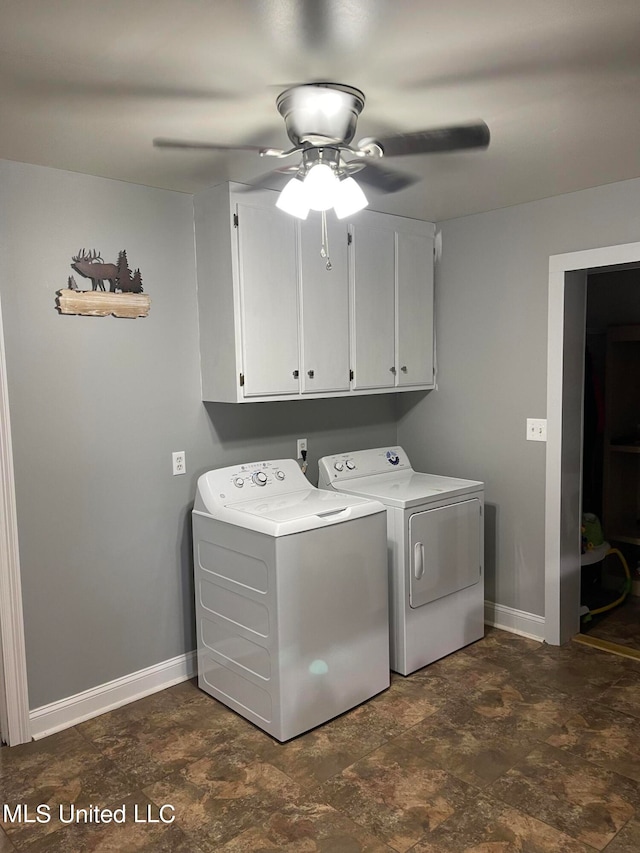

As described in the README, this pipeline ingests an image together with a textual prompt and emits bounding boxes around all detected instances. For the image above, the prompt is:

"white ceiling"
[2,0,640,221]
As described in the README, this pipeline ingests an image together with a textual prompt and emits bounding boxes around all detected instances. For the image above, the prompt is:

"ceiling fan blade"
[153,138,285,156]
[349,161,419,194]
[236,166,301,191]
[359,121,490,157]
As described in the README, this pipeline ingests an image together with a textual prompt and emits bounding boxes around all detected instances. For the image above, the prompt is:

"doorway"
[578,272,640,656]
[545,241,640,647]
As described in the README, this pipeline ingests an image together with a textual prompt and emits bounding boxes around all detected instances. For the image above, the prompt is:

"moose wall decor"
[57,249,150,318]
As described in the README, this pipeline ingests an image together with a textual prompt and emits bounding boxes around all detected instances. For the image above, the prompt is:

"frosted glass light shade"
[333,176,368,219]
[303,164,339,211]
[276,177,310,219]
[276,167,369,220]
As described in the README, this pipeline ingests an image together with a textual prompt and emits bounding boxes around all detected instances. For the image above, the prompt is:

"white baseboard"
[484,601,545,641]
[28,606,546,741]
[30,651,197,740]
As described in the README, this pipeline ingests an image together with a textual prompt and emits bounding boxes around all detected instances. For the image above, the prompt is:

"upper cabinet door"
[299,216,351,394]
[350,214,396,390]
[396,228,434,387]
[236,202,300,397]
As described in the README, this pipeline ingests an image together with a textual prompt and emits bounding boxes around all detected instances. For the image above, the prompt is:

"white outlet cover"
[172,451,186,475]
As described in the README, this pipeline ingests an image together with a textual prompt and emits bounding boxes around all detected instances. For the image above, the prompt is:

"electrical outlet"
[172,451,186,475]
[297,438,307,458]
[526,418,547,442]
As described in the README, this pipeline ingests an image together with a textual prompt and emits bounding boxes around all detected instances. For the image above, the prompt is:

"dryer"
[192,458,390,741]
[319,447,484,675]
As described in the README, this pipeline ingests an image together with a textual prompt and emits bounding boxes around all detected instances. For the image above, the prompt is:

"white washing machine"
[319,447,484,675]
[192,458,390,741]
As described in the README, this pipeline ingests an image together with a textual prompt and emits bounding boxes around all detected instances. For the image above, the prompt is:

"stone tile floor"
[0,627,639,852]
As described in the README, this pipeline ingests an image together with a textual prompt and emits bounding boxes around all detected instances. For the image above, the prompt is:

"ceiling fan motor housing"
[276,83,365,147]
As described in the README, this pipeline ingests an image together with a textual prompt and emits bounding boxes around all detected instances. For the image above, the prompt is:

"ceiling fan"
[154,82,490,220]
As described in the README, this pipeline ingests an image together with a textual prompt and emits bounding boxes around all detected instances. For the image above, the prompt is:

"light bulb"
[276,177,310,219]
[333,176,369,219]
[303,164,339,211]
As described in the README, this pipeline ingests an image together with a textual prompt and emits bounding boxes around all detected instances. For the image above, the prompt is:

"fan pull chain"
[320,210,332,270]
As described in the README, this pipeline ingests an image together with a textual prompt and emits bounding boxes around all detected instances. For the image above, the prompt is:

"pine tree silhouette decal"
[131,269,144,293]
[117,250,133,292]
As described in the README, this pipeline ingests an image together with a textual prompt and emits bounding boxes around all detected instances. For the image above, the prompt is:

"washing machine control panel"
[198,459,311,508]
[318,447,413,486]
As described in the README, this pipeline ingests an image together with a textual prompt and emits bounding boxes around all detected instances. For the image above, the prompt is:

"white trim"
[484,601,545,641]
[545,241,640,646]
[30,651,197,740]
[0,293,31,746]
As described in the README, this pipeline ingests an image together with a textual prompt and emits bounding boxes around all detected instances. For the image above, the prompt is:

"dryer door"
[409,498,481,608]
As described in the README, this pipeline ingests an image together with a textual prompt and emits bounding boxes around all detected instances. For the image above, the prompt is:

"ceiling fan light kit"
[276,158,369,220]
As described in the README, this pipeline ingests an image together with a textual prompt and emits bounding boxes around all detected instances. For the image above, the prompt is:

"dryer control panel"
[318,447,412,487]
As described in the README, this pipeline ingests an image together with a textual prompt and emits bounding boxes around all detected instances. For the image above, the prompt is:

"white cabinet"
[194,182,434,403]
[351,211,435,391]
[396,227,435,387]
[299,215,351,394]
[350,214,396,390]
[236,201,299,397]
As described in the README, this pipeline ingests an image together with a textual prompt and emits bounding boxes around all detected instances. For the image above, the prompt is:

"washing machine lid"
[334,470,483,509]
[197,487,384,536]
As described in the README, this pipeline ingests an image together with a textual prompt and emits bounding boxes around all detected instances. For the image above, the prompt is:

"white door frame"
[0,293,31,744]
[545,240,640,645]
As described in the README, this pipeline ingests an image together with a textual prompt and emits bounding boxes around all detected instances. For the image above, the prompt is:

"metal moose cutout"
[58,249,150,318]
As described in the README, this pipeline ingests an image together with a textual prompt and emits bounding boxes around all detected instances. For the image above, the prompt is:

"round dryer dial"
[275,470,285,480]
[252,471,268,486]
[233,477,244,488]
[334,462,344,471]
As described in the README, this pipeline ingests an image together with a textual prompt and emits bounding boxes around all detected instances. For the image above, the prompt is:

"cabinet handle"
[293,370,299,378]
[401,365,408,373]
[390,366,397,374]
[307,369,315,379]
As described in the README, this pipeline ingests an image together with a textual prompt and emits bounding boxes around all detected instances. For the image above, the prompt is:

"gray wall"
[0,159,397,709]
[398,176,640,618]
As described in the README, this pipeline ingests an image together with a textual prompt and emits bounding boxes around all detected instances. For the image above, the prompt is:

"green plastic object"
[582,513,604,547]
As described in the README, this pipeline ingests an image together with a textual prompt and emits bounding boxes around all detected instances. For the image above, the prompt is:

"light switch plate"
[526,418,547,442]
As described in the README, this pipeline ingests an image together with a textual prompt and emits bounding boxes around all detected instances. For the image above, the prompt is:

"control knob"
[233,477,244,488]
[334,461,344,472]
[275,470,285,481]
[252,471,268,486]
[345,460,356,470]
